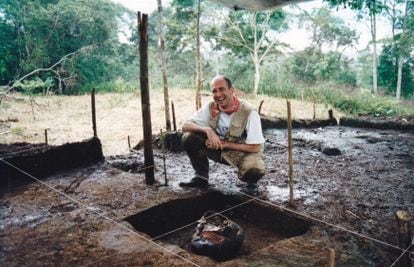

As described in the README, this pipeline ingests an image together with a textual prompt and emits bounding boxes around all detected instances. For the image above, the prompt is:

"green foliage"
[311,86,412,115]
[214,9,287,58]
[11,127,25,136]
[299,7,358,50]
[378,44,414,98]
[0,0,135,94]
[14,77,54,95]
[325,0,387,14]
[291,48,357,86]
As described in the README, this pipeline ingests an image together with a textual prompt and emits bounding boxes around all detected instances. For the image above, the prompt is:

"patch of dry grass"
[0,89,341,156]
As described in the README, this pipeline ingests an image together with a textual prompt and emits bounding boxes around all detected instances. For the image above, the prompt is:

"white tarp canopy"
[210,0,309,10]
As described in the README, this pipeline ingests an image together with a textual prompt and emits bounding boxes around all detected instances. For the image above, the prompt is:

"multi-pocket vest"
[207,100,263,166]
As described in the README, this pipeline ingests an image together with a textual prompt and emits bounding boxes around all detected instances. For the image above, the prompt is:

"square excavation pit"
[125,191,311,261]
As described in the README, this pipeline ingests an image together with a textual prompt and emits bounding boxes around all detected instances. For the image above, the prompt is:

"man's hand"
[204,127,222,150]
[182,121,261,153]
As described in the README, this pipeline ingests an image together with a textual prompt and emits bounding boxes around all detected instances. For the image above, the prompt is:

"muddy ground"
[1,123,414,266]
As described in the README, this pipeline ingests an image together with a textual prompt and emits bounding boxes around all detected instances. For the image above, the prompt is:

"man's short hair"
[222,75,232,89]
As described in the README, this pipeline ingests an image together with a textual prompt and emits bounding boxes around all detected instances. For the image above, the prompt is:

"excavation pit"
[125,190,311,261]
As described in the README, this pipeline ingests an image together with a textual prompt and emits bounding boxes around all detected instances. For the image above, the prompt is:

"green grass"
[258,80,414,116]
[11,127,25,136]
[77,75,414,117]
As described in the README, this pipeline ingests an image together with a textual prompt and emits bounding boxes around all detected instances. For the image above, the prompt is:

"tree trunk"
[396,56,403,100]
[370,12,378,95]
[157,0,171,130]
[195,0,202,110]
[253,55,260,96]
[396,1,409,101]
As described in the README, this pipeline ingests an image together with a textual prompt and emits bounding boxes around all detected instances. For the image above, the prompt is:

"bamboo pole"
[138,12,154,185]
[395,210,412,267]
[287,100,295,207]
[91,88,97,137]
[160,129,168,185]
[327,248,335,267]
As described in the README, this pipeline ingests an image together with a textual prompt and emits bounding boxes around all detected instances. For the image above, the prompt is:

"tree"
[157,0,172,130]
[394,1,414,99]
[292,7,358,86]
[215,10,287,95]
[195,0,202,110]
[378,44,414,98]
[298,7,358,57]
[0,0,132,94]
[326,0,387,95]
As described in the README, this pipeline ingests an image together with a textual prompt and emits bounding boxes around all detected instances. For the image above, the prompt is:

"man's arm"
[220,140,261,153]
[182,121,223,150]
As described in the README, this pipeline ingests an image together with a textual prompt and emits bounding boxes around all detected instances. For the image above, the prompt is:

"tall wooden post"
[138,12,154,185]
[91,88,97,138]
[171,101,177,131]
[287,100,295,207]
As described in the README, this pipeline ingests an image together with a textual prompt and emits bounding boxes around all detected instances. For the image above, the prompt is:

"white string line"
[2,156,407,259]
[159,170,406,252]
[235,189,405,252]
[0,158,201,267]
[152,198,256,241]
[390,243,413,267]
[85,200,256,267]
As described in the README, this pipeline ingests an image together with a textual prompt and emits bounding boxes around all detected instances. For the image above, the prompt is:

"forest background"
[0,0,414,117]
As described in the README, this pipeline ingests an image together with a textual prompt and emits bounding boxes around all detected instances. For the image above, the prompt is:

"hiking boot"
[179,176,209,188]
[239,168,264,183]
[241,182,258,196]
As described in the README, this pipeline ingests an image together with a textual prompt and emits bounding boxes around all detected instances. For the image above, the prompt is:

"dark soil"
[1,123,413,266]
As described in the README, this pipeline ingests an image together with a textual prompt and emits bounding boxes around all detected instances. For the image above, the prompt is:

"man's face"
[211,77,234,109]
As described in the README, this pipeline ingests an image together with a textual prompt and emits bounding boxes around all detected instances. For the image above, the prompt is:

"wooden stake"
[258,100,264,115]
[91,88,97,137]
[287,100,295,207]
[44,129,48,145]
[160,129,168,185]
[138,12,154,185]
[30,97,36,121]
[327,248,335,267]
[329,109,334,121]
[128,135,131,150]
[313,101,316,119]
[395,210,412,267]
[171,101,177,131]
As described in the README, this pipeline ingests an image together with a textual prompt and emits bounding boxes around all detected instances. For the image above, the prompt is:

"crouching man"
[179,75,265,194]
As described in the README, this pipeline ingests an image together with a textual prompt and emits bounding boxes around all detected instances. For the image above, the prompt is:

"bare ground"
[1,90,413,266]
[0,89,339,156]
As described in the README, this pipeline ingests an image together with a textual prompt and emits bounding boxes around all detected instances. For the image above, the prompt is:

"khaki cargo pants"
[182,132,265,183]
